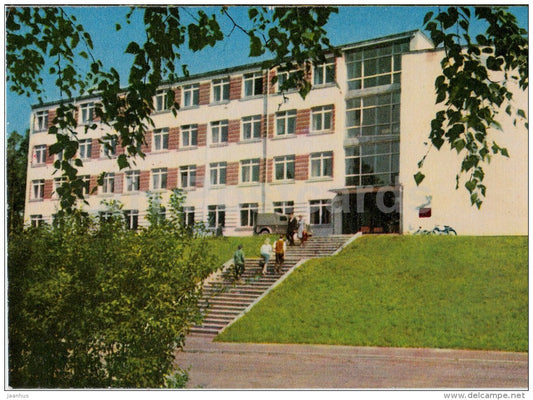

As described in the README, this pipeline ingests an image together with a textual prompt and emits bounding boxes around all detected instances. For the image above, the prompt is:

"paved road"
[173,336,528,389]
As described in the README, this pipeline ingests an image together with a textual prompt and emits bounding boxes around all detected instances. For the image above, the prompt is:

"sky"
[4,5,529,136]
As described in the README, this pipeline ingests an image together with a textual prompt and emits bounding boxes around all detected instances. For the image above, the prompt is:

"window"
[345,141,399,187]
[183,83,199,107]
[311,105,333,132]
[80,102,95,124]
[346,40,409,90]
[277,70,297,92]
[182,206,195,227]
[240,203,258,227]
[242,115,261,140]
[275,110,297,136]
[81,175,90,196]
[212,78,229,102]
[101,137,117,158]
[30,214,45,227]
[32,145,46,165]
[34,111,48,132]
[53,177,67,198]
[314,60,336,85]
[125,170,140,192]
[154,89,169,112]
[102,173,115,194]
[310,199,332,225]
[346,92,400,137]
[243,72,263,97]
[208,205,225,228]
[181,125,198,148]
[79,139,92,160]
[310,151,333,178]
[210,120,228,145]
[274,155,295,181]
[31,179,44,200]
[210,162,227,186]
[153,128,169,151]
[124,209,139,230]
[152,168,168,190]
[273,201,294,215]
[241,159,260,183]
[180,165,196,188]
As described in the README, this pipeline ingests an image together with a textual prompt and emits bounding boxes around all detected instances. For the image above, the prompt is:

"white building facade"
[24,30,528,236]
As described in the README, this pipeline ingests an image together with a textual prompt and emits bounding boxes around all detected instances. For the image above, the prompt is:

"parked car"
[254,213,288,235]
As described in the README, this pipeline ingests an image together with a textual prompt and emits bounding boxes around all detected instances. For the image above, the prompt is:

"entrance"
[341,190,400,234]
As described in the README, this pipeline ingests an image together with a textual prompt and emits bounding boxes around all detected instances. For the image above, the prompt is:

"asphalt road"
[173,336,528,389]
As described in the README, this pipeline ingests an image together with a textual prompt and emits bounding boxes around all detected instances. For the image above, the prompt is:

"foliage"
[416,6,528,208]
[6,6,338,212]
[217,235,528,352]
[8,209,216,388]
[7,130,29,233]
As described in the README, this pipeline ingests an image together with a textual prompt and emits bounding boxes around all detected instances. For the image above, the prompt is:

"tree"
[416,6,528,208]
[6,6,339,213]
[7,130,29,233]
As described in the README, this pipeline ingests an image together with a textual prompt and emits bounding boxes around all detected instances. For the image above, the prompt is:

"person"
[233,244,245,282]
[287,213,298,246]
[274,235,286,273]
[297,215,306,246]
[259,238,273,275]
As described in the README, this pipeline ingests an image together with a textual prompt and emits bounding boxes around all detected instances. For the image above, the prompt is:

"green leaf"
[414,172,425,186]
[249,34,263,57]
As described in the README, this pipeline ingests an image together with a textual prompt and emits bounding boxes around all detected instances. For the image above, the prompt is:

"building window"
[311,105,333,132]
[242,115,261,140]
[310,151,333,178]
[277,70,297,92]
[101,137,117,158]
[81,175,90,196]
[53,177,67,198]
[182,206,195,226]
[34,111,48,132]
[180,165,197,188]
[30,214,45,227]
[32,145,47,165]
[240,203,258,227]
[346,92,400,137]
[153,128,169,151]
[125,170,140,192]
[208,205,225,228]
[274,155,295,181]
[346,40,409,90]
[310,199,332,225]
[313,60,336,85]
[241,158,260,183]
[212,77,230,102]
[80,102,95,124]
[79,139,92,160]
[345,141,399,187]
[124,209,139,230]
[243,72,263,97]
[31,179,44,200]
[182,83,199,107]
[275,110,297,136]
[102,173,115,194]
[154,89,169,112]
[181,124,198,148]
[273,201,294,215]
[152,168,168,190]
[210,120,228,144]
[210,162,227,186]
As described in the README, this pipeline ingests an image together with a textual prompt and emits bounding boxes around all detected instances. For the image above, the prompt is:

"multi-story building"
[24,30,528,236]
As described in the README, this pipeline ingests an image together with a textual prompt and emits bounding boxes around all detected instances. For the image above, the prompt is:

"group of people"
[232,214,309,281]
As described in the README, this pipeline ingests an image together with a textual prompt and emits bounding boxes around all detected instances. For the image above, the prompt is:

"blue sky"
[4,5,528,136]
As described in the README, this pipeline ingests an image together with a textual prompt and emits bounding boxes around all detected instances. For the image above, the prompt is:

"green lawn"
[215,235,528,352]
[207,234,277,268]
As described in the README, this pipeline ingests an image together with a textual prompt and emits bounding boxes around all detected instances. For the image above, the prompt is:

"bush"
[8,211,215,388]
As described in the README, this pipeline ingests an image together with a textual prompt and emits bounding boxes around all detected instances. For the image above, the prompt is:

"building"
[24,30,528,236]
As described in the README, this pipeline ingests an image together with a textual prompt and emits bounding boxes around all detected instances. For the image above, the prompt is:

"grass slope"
[216,235,528,352]
[208,234,277,268]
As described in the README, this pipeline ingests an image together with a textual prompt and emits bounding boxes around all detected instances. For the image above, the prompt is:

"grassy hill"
[215,235,528,352]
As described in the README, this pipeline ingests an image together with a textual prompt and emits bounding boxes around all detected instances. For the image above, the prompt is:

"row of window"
[29,151,334,200]
[29,199,333,230]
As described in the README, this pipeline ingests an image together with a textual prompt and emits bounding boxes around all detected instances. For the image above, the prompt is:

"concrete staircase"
[190,235,353,337]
